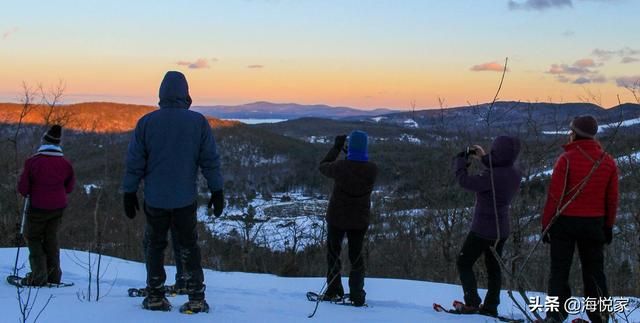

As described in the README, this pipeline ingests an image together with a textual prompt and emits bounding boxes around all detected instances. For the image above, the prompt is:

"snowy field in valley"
[2,248,639,322]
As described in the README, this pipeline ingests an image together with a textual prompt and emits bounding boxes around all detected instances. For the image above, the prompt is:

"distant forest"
[1,95,639,300]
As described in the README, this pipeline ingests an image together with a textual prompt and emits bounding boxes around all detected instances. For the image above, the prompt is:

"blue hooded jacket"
[122,71,223,209]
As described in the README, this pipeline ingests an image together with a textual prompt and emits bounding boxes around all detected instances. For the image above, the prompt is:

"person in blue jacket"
[122,71,224,314]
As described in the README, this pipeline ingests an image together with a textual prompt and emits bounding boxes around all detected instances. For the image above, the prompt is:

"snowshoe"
[179,299,210,314]
[7,275,73,288]
[453,300,480,314]
[142,296,172,311]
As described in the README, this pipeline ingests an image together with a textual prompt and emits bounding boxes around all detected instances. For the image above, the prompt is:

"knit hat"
[347,130,369,162]
[42,125,62,145]
[570,115,598,139]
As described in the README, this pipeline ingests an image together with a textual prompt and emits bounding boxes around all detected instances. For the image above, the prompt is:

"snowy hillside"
[4,249,637,322]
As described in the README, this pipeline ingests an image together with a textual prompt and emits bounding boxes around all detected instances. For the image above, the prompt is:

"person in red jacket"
[17,125,75,286]
[541,115,618,323]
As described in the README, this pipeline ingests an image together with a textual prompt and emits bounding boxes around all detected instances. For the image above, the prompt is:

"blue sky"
[1,0,639,108]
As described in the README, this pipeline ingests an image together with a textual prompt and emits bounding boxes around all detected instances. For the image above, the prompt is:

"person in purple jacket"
[17,125,75,286]
[452,136,522,317]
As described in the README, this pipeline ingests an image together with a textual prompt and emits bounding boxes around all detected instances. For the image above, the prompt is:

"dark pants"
[326,225,367,301]
[546,216,609,323]
[24,209,63,285]
[143,226,184,287]
[144,201,204,300]
[456,232,506,311]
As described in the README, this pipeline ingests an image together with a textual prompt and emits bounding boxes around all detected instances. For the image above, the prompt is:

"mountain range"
[192,101,398,119]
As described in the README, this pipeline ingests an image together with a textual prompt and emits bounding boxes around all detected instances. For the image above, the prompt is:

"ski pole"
[13,196,30,276]
[20,196,29,235]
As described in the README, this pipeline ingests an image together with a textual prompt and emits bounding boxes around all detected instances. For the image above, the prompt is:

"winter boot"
[323,283,344,301]
[453,300,479,314]
[479,303,498,317]
[349,290,366,307]
[142,296,172,311]
[20,272,47,287]
[173,279,188,295]
[179,299,210,314]
[142,287,171,311]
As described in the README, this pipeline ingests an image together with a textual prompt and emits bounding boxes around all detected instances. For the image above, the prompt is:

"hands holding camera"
[457,145,486,160]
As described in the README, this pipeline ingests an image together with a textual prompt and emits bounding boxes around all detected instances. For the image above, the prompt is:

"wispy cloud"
[2,27,19,40]
[470,62,508,72]
[615,76,640,88]
[592,47,640,61]
[621,57,640,64]
[573,75,606,84]
[548,64,591,75]
[548,58,606,84]
[573,58,596,68]
[176,58,211,69]
[508,0,572,11]
[247,65,264,69]
[508,0,622,11]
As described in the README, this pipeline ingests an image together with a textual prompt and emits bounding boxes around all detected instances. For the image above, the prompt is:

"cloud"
[615,76,640,88]
[548,58,607,84]
[176,58,210,69]
[621,57,640,64]
[592,47,640,60]
[572,75,606,84]
[247,65,264,69]
[470,62,509,72]
[573,77,591,84]
[508,0,572,10]
[548,64,591,75]
[508,0,623,11]
[562,30,575,37]
[2,27,19,40]
[573,58,596,68]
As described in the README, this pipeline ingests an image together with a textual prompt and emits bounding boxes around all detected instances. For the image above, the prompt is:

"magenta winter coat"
[18,154,75,211]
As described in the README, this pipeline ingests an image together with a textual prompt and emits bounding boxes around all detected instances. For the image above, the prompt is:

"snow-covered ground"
[528,150,639,180]
[403,119,419,128]
[399,133,421,144]
[542,117,640,135]
[199,193,327,252]
[2,248,637,322]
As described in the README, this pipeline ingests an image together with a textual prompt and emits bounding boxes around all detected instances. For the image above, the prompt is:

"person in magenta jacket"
[17,124,75,286]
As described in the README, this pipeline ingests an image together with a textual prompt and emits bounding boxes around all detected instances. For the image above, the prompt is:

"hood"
[159,71,192,109]
[482,136,520,168]
[347,130,369,162]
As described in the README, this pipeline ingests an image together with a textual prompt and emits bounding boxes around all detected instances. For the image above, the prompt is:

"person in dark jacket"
[17,124,75,286]
[453,136,522,316]
[319,130,377,306]
[541,116,618,323]
[122,71,224,313]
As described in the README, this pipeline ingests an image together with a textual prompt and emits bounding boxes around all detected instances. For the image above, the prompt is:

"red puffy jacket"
[18,154,75,210]
[541,140,618,229]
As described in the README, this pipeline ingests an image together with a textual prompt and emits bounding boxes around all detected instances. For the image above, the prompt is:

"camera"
[465,146,477,157]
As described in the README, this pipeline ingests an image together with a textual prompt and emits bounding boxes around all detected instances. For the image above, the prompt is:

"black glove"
[208,190,225,217]
[123,192,139,219]
[456,151,467,159]
[542,231,551,244]
[604,227,613,245]
[334,135,347,150]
